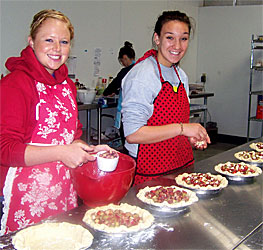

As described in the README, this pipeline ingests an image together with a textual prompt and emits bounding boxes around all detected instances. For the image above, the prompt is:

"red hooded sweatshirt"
[0,46,83,195]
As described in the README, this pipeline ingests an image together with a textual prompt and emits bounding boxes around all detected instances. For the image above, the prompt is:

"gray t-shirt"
[121,56,189,157]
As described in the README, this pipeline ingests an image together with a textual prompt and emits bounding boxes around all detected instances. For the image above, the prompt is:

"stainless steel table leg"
[87,110,91,144]
[204,97,208,128]
[97,107,101,144]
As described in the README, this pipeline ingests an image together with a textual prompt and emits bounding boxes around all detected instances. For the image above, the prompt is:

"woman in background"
[0,9,111,234]
[103,41,136,150]
[121,10,210,185]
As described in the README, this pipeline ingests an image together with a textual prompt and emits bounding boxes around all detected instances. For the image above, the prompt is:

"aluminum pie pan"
[87,224,154,238]
[144,202,189,212]
[221,174,254,183]
[140,202,190,218]
[182,186,222,196]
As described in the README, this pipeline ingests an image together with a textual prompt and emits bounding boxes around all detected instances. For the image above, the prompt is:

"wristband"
[179,122,184,135]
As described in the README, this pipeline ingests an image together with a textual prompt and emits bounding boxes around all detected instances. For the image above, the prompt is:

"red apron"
[134,50,194,185]
[1,80,78,235]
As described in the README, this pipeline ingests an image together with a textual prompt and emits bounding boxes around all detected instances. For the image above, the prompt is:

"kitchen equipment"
[77,89,96,104]
[96,151,119,172]
[67,56,77,79]
[70,153,136,207]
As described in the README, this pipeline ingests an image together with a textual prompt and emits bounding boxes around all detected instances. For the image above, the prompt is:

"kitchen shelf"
[247,34,263,141]
[251,90,263,95]
[189,92,214,128]
[252,66,263,71]
[190,104,207,114]
[249,116,263,122]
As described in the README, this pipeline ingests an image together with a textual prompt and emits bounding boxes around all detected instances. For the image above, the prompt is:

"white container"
[96,151,119,172]
[77,89,96,104]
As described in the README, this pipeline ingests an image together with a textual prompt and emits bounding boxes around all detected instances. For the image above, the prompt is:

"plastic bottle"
[102,78,107,89]
[95,77,101,95]
[75,78,80,89]
[96,77,105,96]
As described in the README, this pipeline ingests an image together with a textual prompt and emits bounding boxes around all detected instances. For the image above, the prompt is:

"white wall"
[197,6,263,138]
[0,0,200,86]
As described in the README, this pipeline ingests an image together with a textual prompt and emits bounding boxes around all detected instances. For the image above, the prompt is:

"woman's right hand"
[59,141,115,169]
[24,140,115,168]
[58,141,96,168]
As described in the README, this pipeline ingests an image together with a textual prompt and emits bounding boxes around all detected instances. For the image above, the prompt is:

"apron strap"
[136,49,182,83]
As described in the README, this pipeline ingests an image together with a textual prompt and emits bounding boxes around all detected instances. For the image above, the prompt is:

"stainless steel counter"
[1,138,262,250]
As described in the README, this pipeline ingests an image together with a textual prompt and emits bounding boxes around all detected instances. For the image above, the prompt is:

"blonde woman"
[0,9,111,234]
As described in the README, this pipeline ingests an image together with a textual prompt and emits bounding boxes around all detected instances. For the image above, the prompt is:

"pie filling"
[255,142,263,150]
[236,151,263,161]
[91,209,141,228]
[144,186,190,204]
[83,203,154,234]
[251,142,263,151]
[99,151,118,159]
[182,173,221,187]
[220,163,255,175]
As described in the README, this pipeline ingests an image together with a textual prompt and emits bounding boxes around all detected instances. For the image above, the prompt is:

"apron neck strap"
[136,49,181,83]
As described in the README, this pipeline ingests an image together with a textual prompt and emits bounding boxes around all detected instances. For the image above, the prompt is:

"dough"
[12,222,93,250]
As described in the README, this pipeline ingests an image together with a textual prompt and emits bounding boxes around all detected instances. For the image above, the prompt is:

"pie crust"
[214,161,262,177]
[12,222,93,250]
[250,142,263,152]
[234,151,263,163]
[175,172,228,190]
[136,185,198,208]
[83,203,154,234]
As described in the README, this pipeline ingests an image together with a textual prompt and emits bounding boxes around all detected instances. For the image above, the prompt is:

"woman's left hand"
[189,136,210,150]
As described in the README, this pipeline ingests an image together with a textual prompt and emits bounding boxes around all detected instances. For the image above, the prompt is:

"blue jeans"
[0,196,4,227]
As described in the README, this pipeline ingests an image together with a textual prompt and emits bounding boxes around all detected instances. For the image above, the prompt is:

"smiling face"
[28,18,71,74]
[154,20,189,67]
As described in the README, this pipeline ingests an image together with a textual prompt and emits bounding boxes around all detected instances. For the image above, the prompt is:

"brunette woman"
[121,11,210,185]
[103,41,136,149]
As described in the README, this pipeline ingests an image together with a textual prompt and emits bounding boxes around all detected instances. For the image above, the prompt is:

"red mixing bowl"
[70,153,136,207]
